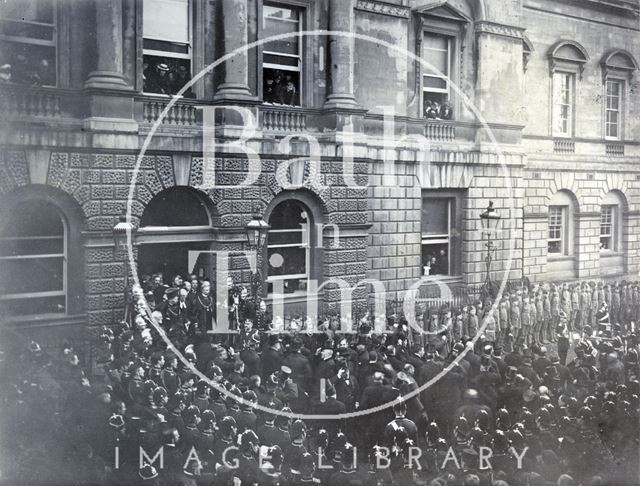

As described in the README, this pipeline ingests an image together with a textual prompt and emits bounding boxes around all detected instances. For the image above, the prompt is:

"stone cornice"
[355,0,410,18]
[475,21,525,40]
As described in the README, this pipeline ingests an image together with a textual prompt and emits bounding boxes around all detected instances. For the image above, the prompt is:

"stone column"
[324,0,358,109]
[85,0,128,89]
[214,0,254,101]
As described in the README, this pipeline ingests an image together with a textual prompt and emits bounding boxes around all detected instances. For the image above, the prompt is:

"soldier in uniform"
[570,284,580,332]
[521,296,533,347]
[611,282,621,326]
[580,282,592,333]
[510,295,521,344]
[556,312,571,366]
[534,290,544,346]
[542,289,552,344]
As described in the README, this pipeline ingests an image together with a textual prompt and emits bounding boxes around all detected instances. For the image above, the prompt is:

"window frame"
[420,190,463,278]
[138,0,201,97]
[421,31,453,113]
[604,77,625,141]
[600,205,615,252]
[0,0,59,87]
[547,205,565,255]
[552,71,575,138]
[266,202,311,292]
[257,0,314,107]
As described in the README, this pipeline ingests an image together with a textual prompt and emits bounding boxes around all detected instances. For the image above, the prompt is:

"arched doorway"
[136,187,214,288]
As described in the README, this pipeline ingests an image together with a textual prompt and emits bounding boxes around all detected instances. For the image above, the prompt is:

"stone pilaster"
[84,0,128,90]
[214,0,254,101]
[324,0,358,109]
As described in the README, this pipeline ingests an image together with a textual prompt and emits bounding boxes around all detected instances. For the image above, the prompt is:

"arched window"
[0,200,66,315]
[137,187,213,283]
[546,190,578,280]
[140,186,210,227]
[600,191,626,252]
[266,199,311,295]
[600,190,627,277]
[547,190,576,256]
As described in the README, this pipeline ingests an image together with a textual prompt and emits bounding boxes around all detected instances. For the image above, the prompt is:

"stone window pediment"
[601,49,638,81]
[548,40,589,78]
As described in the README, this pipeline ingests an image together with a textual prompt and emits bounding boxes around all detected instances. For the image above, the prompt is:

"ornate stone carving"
[355,0,410,18]
[475,21,525,40]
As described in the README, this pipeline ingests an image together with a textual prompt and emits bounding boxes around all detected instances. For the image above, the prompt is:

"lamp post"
[245,209,270,312]
[113,212,135,322]
[479,201,501,300]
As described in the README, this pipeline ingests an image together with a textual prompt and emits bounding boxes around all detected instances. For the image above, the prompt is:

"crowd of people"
[1,274,639,485]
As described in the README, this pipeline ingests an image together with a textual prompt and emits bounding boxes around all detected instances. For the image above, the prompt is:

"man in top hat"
[556,312,570,366]
[262,334,284,382]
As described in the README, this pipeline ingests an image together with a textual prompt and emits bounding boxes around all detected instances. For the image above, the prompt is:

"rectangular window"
[552,72,574,137]
[0,0,57,86]
[548,206,564,254]
[422,33,452,119]
[142,0,193,96]
[262,3,303,106]
[605,80,622,139]
[421,198,452,276]
[600,205,614,251]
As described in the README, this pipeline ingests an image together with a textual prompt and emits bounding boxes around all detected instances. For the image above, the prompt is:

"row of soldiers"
[423,280,639,357]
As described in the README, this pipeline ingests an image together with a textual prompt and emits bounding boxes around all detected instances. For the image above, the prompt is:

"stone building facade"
[0,0,638,344]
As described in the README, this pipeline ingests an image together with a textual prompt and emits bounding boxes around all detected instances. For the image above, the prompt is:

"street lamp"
[245,209,270,311]
[479,201,501,300]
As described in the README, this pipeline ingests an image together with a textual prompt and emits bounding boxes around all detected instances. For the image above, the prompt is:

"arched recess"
[0,185,86,319]
[136,186,217,287]
[545,189,578,281]
[262,189,327,302]
[599,190,628,277]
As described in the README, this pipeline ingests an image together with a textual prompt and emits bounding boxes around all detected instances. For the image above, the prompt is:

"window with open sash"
[548,206,565,254]
[421,198,453,276]
[262,3,303,106]
[600,205,615,251]
[422,33,452,120]
[0,0,57,86]
[552,72,574,137]
[267,200,309,294]
[605,80,622,140]
[0,200,66,316]
[142,0,193,96]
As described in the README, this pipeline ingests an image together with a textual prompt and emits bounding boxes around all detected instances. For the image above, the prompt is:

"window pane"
[422,242,449,276]
[1,200,63,238]
[0,256,64,294]
[0,237,63,257]
[1,295,65,316]
[0,41,56,86]
[268,200,307,229]
[422,48,448,75]
[268,230,303,246]
[140,188,209,226]
[600,236,611,251]
[263,5,300,56]
[0,0,54,24]
[423,34,447,51]
[422,199,449,235]
[143,0,189,43]
[548,241,562,254]
[423,75,447,90]
[268,246,306,276]
[0,19,55,41]
[143,55,193,96]
[264,53,300,69]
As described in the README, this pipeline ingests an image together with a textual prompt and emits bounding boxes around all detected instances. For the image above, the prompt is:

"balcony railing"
[606,143,624,156]
[0,84,65,119]
[425,119,456,141]
[137,97,199,126]
[260,105,308,132]
[553,139,575,154]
